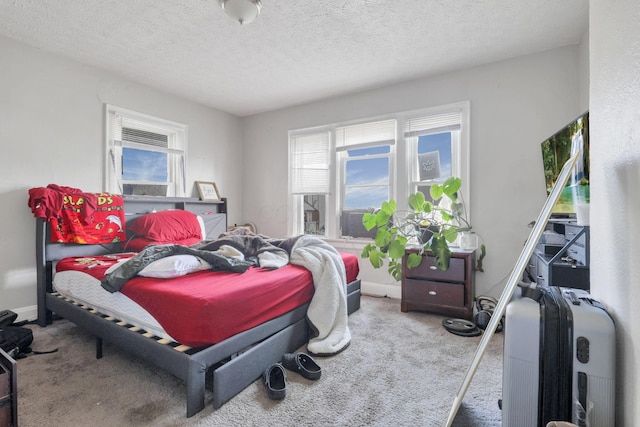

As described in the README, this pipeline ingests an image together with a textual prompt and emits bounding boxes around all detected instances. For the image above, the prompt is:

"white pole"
[445,151,582,427]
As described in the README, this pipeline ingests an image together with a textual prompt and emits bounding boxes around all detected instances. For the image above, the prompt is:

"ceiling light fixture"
[219,0,262,25]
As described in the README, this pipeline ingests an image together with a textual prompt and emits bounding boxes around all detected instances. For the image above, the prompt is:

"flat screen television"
[540,111,589,218]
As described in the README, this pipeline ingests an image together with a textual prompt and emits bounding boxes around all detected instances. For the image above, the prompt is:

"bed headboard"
[35,196,227,325]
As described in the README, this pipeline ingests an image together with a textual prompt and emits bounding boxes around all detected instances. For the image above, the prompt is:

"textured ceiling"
[0,1,588,117]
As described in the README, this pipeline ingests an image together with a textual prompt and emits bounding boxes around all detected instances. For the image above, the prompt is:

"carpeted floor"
[16,295,503,426]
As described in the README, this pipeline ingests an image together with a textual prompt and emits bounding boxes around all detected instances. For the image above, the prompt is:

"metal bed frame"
[34,196,360,417]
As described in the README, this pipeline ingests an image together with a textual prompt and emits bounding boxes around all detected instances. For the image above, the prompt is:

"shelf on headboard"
[123,195,227,216]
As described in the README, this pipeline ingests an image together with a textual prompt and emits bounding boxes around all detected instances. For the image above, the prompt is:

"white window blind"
[290,131,330,194]
[404,111,461,138]
[336,118,396,151]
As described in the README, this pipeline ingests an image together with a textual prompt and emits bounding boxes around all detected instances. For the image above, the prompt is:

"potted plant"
[360,177,485,281]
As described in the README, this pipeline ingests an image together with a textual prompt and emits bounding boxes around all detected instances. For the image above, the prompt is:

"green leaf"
[406,252,423,269]
[362,212,377,231]
[441,226,459,243]
[374,227,393,250]
[430,185,443,200]
[375,210,392,227]
[441,211,454,221]
[442,177,461,200]
[430,234,452,270]
[388,261,402,281]
[369,250,384,268]
[360,244,372,258]
[408,192,425,211]
[422,201,433,214]
[380,199,396,215]
[388,239,406,259]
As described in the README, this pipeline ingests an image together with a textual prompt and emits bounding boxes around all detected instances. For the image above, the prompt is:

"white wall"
[0,36,244,318]
[242,46,586,298]
[590,0,640,424]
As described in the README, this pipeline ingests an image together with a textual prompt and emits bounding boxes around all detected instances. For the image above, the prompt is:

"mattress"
[53,269,173,340]
[54,252,360,347]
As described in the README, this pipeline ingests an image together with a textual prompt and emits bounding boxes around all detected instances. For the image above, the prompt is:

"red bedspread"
[56,252,359,347]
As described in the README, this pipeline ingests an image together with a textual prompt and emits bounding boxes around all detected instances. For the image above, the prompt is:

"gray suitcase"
[501,286,615,427]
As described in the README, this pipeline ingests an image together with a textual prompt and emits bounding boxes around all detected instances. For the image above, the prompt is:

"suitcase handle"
[519,283,543,302]
[566,290,581,305]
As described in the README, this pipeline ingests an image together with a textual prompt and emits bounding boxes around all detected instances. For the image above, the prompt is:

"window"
[344,145,391,207]
[288,101,470,240]
[405,109,468,208]
[105,105,187,197]
[337,119,396,238]
[289,131,330,236]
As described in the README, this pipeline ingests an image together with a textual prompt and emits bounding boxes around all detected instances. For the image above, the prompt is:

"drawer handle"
[429,266,437,270]
[428,290,437,296]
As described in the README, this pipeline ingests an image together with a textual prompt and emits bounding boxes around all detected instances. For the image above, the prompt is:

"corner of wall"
[579,29,590,111]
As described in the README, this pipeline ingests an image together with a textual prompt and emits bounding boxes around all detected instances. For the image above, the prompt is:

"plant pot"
[459,231,478,251]
[419,226,438,244]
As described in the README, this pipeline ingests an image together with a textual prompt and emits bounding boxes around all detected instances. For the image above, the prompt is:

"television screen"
[540,111,589,217]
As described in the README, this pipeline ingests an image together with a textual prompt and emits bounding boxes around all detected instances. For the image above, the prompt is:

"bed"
[34,195,361,417]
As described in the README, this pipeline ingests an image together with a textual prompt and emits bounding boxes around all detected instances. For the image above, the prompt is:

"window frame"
[288,129,333,237]
[401,102,471,219]
[105,105,188,197]
[334,118,397,239]
[288,101,470,241]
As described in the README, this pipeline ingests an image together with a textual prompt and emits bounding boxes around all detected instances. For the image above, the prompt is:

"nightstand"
[401,249,476,320]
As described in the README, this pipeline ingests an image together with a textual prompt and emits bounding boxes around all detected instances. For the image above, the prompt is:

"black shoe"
[281,352,322,380]
[263,363,286,400]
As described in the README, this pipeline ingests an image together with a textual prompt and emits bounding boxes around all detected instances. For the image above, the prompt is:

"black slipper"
[263,363,286,400]
[281,352,322,380]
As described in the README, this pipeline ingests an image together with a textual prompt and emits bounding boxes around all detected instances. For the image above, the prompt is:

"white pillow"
[197,215,207,240]
[138,255,212,278]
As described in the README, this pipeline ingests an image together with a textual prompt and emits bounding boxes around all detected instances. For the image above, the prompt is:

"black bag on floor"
[0,325,34,358]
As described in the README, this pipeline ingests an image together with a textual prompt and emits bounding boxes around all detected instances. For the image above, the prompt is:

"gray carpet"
[17,296,503,426]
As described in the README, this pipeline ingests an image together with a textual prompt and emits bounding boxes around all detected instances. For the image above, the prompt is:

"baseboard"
[360,281,401,299]
[8,305,37,323]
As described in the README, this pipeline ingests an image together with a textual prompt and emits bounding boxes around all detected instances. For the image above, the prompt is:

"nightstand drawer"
[405,256,466,282]
[403,278,465,308]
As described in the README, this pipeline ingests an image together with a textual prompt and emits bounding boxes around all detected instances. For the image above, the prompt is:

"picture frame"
[418,150,441,181]
[195,181,221,201]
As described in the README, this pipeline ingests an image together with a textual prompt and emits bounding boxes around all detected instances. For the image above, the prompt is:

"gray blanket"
[197,228,298,268]
[101,229,300,293]
[101,244,254,293]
